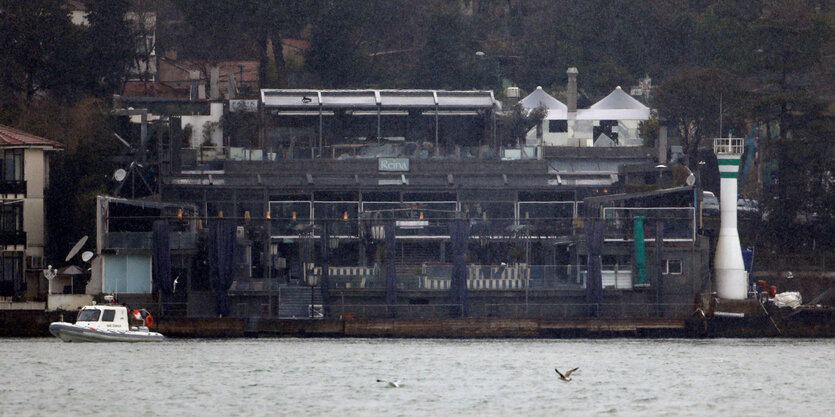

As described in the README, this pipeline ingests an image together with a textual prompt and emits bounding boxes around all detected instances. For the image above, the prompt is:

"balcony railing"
[104,232,197,250]
[0,231,26,246]
[0,181,26,195]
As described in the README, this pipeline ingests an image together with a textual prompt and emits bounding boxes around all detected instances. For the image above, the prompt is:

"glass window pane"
[101,309,115,322]
[126,255,152,293]
[668,259,682,274]
[104,256,127,293]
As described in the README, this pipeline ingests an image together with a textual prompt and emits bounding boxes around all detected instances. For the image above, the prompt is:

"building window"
[101,309,116,322]
[0,202,23,233]
[0,252,23,296]
[548,120,568,133]
[0,149,23,182]
[664,259,682,275]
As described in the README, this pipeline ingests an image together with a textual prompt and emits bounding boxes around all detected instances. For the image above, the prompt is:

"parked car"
[737,198,761,220]
[702,191,720,217]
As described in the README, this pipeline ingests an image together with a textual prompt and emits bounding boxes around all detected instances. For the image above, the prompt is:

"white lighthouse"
[713,137,748,299]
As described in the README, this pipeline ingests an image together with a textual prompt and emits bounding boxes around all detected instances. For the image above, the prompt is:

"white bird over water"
[376,378,402,388]
[555,367,579,382]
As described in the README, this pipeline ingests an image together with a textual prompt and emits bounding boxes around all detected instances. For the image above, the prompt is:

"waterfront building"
[93,81,708,320]
[0,125,64,300]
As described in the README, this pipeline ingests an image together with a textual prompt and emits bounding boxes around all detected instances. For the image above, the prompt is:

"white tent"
[520,86,567,113]
[578,86,650,120]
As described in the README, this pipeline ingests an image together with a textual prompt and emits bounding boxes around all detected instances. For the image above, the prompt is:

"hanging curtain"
[585,220,606,316]
[384,221,397,317]
[319,222,330,317]
[450,219,470,317]
[152,220,173,300]
[209,219,236,317]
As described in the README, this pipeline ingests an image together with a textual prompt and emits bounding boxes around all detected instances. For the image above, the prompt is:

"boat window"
[77,309,100,322]
[101,309,116,322]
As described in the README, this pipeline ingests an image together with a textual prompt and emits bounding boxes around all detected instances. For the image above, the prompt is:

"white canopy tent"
[577,86,650,121]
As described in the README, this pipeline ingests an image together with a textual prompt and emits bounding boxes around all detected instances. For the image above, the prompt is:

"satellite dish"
[114,168,127,182]
[65,235,88,262]
[686,173,696,186]
[81,251,94,262]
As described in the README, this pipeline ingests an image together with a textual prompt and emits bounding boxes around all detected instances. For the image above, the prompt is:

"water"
[1,338,832,416]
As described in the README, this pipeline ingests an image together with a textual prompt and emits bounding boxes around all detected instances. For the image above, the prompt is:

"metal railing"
[0,231,26,246]
[328,301,696,319]
[713,137,744,155]
[602,208,695,242]
[104,232,197,250]
[0,180,26,195]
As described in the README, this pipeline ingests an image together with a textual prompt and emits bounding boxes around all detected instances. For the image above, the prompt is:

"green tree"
[0,0,83,104]
[305,1,371,87]
[83,0,137,97]
[411,9,481,89]
[654,67,742,165]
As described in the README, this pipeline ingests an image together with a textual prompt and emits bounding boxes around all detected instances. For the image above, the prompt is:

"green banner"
[633,216,647,286]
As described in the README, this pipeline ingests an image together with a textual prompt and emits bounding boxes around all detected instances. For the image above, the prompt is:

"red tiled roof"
[0,125,64,148]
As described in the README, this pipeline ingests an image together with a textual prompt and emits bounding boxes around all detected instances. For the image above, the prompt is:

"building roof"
[578,86,650,120]
[122,81,180,98]
[261,89,498,111]
[159,59,260,84]
[519,86,566,111]
[0,125,64,148]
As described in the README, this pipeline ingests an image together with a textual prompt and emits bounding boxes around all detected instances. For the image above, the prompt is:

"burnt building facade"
[98,89,710,320]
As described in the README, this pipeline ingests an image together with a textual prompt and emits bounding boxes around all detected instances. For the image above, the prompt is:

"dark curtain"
[209,219,236,317]
[319,222,330,317]
[450,219,470,317]
[655,221,665,317]
[585,220,606,316]
[384,221,397,317]
[152,220,172,296]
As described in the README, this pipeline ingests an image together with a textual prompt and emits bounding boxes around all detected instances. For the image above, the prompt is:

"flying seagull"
[555,367,579,382]
[376,378,401,388]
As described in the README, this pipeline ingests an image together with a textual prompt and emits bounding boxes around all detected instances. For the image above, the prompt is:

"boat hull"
[49,322,165,343]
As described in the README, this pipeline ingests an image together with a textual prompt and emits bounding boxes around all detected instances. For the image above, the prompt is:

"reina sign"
[378,158,410,172]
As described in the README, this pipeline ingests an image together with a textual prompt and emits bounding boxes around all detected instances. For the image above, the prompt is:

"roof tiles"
[0,125,64,148]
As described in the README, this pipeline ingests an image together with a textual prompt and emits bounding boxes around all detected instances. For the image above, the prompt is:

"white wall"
[181,102,224,149]
[23,148,48,255]
[532,118,643,147]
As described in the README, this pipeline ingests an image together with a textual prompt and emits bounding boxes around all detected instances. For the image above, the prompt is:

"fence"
[328,302,696,320]
[602,207,695,242]
[311,264,591,291]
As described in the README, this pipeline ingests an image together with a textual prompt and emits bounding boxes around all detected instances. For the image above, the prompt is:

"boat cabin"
[75,305,130,331]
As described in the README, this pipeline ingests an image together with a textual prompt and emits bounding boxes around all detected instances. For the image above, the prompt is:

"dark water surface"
[1,338,832,416]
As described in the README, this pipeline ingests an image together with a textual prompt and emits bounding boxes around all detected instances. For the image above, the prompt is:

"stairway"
[277,285,323,319]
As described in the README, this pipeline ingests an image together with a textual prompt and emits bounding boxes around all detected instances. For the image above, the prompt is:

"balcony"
[0,231,26,246]
[0,181,26,195]
[104,232,197,250]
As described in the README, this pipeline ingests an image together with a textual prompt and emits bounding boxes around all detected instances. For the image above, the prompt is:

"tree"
[0,0,83,104]
[654,67,742,166]
[411,9,482,89]
[498,103,546,147]
[83,0,137,97]
[305,1,371,87]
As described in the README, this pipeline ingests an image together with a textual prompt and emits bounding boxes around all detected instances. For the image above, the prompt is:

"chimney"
[566,67,578,113]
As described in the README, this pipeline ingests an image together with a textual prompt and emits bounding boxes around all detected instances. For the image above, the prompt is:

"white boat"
[49,304,164,342]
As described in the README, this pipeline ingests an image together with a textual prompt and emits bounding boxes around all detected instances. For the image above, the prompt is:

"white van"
[702,191,719,217]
